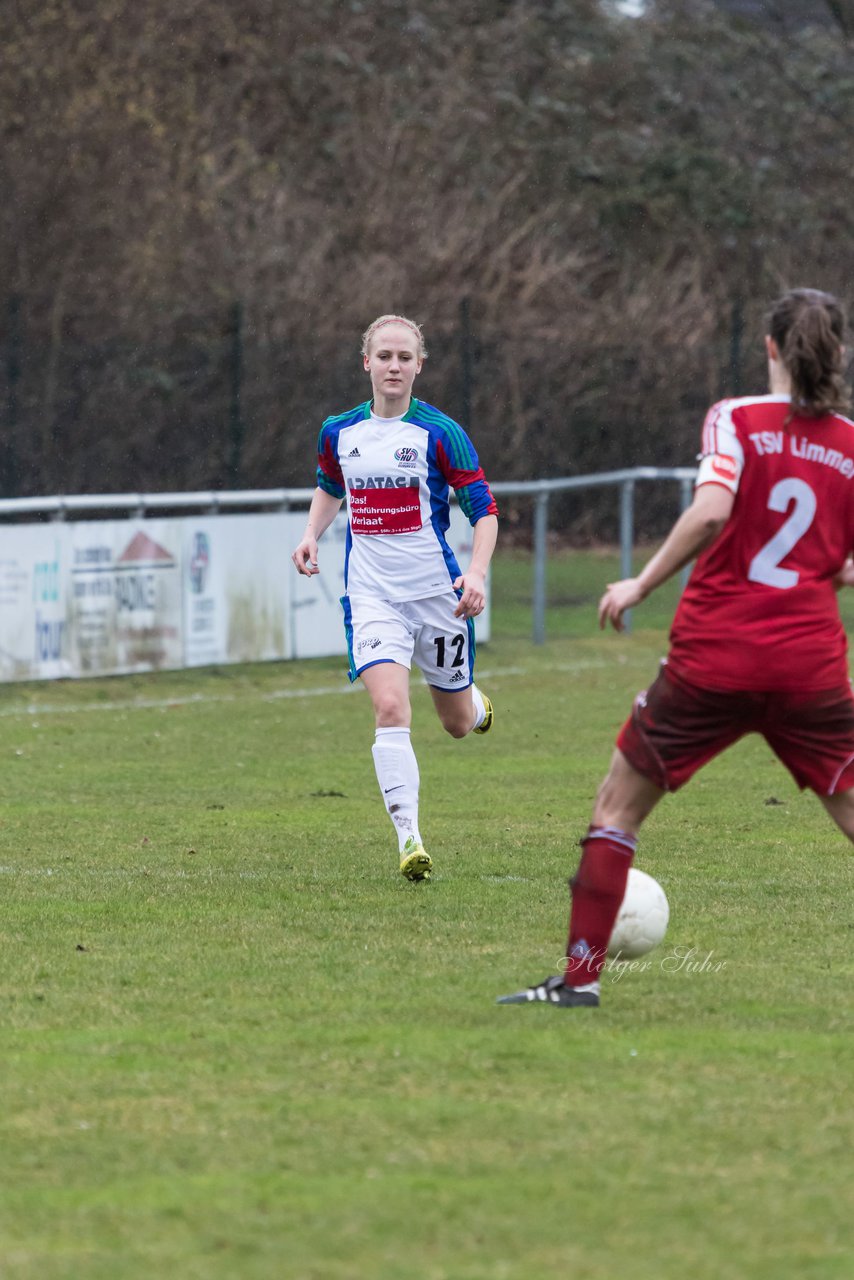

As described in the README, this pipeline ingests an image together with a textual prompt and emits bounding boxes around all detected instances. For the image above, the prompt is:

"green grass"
[1,548,853,1279]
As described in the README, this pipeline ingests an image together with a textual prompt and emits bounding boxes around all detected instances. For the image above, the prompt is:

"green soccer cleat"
[473,692,494,735]
[400,837,432,882]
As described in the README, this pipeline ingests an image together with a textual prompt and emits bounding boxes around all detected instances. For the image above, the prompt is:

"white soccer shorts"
[342,591,475,690]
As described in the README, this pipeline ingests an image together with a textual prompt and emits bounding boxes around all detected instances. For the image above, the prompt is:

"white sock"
[371,727,422,853]
[470,683,486,730]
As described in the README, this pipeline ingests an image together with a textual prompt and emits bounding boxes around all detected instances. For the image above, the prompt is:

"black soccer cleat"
[496,975,600,1008]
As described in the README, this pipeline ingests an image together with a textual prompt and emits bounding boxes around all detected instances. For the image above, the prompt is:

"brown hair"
[767,288,850,418]
[361,314,427,361]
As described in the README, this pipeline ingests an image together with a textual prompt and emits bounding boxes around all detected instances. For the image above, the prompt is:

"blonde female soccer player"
[292,314,499,881]
[500,287,854,1009]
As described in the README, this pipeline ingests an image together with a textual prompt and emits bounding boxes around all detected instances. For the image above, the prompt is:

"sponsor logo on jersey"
[394,446,418,468]
[711,454,738,482]
[350,487,422,535]
[347,476,419,489]
[346,447,361,458]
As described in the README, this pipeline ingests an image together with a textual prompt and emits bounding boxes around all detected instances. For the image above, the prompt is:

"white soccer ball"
[607,868,669,959]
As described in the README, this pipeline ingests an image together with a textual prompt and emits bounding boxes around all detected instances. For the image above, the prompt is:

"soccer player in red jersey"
[499,287,854,1009]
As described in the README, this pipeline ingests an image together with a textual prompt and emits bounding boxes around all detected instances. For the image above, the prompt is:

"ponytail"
[767,288,850,418]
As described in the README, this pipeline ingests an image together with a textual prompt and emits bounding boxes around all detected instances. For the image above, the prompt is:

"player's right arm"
[292,487,344,576]
[599,400,744,631]
[599,483,735,631]
[293,421,347,576]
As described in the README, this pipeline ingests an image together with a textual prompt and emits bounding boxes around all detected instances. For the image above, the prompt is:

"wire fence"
[0,467,697,642]
[1,291,746,509]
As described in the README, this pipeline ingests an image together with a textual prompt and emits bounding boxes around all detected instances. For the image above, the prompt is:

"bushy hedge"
[1,0,852,533]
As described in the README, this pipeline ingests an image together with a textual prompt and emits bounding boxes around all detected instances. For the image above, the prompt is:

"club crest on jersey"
[394,446,418,468]
[711,454,738,482]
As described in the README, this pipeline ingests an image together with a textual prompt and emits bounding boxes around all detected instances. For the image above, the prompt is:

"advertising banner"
[0,526,70,681]
[69,521,184,675]
[288,511,349,660]
[183,516,291,667]
[0,503,489,682]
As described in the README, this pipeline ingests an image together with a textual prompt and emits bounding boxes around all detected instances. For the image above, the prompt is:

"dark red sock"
[563,826,637,986]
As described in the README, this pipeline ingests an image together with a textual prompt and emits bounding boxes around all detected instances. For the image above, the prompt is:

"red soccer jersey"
[668,395,854,692]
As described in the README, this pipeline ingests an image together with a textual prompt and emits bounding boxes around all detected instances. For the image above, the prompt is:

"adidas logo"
[346,447,361,458]
[448,670,467,684]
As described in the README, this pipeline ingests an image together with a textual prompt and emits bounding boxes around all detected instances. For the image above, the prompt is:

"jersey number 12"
[433,634,465,668]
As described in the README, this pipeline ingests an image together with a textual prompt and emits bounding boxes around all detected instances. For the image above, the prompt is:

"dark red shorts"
[617,662,854,796]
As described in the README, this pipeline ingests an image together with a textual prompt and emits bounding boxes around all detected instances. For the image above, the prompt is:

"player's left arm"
[599,484,735,632]
[433,421,499,619]
[454,513,499,619]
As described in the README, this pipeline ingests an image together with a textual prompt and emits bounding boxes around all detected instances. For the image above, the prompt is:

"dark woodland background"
[2,0,854,533]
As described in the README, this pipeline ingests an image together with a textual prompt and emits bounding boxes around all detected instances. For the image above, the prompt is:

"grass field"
[1,549,853,1279]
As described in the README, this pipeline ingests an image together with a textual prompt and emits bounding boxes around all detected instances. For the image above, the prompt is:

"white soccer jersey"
[316,399,498,602]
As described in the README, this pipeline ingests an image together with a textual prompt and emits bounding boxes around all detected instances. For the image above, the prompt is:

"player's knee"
[592,751,661,831]
[821,785,854,843]
[372,694,410,726]
[440,713,470,739]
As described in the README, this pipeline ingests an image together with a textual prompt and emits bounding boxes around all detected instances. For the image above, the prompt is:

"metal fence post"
[533,490,549,645]
[729,294,745,396]
[680,473,694,588]
[460,295,473,430]
[228,300,244,488]
[3,294,21,496]
[619,478,635,633]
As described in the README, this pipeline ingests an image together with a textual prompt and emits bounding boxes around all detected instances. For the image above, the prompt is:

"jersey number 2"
[747,477,817,590]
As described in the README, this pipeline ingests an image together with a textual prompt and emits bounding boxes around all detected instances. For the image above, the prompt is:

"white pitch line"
[0,658,614,720]
[0,866,539,883]
[0,865,271,879]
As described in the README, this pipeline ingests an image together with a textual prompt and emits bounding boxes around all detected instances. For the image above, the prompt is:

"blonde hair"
[361,314,427,360]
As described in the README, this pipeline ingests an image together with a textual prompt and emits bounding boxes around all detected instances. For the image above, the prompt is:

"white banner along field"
[0,508,489,683]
